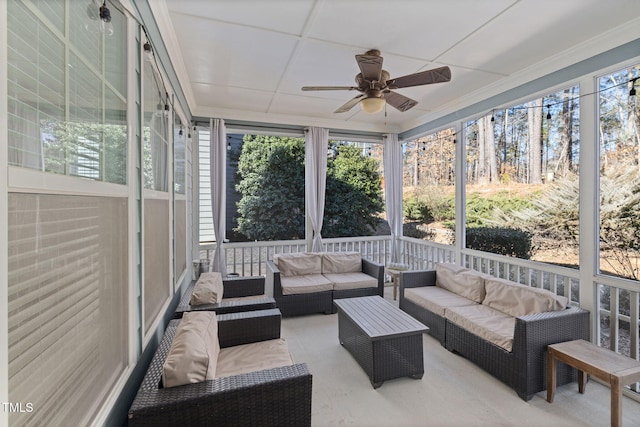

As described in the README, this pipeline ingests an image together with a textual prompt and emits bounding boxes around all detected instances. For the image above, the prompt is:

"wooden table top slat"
[333,296,428,340]
[549,339,640,375]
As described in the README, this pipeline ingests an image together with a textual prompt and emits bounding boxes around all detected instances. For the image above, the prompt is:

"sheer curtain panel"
[210,119,228,276]
[305,127,329,252]
[384,134,403,263]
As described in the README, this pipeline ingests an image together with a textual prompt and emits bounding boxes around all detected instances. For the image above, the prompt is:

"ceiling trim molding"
[193,118,385,142]
[193,105,401,135]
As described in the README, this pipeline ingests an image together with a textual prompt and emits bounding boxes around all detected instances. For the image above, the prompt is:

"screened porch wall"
[2,0,194,425]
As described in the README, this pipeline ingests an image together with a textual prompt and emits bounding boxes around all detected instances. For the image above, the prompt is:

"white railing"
[462,248,582,305]
[399,237,457,270]
[201,235,393,277]
[594,275,639,361]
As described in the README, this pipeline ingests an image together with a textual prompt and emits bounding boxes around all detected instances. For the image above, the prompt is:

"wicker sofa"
[399,263,590,401]
[175,274,276,318]
[128,309,312,426]
[266,252,384,316]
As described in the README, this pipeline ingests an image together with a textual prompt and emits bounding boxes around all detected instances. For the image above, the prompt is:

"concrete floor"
[281,285,640,427]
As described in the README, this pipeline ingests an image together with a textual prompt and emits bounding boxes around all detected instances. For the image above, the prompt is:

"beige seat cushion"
[190,272,224,306]
[445,304,516,352]
[162,312,219,388]
[435,263,486,303]
[216,338,293,378]
[323,272,377,291]
[274,252,322,276]
[405,286,477,317]
[483,277,569,317]
[280,274,333,295]
[322,252,362,274]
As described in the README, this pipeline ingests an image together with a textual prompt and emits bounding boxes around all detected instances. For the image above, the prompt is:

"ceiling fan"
[301,49,451,114]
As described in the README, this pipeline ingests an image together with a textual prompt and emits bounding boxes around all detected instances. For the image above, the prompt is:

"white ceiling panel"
[306,0,518,60]
[165,0,316,35]
[170,12,299,90]
[150,0,640,133]
[438,0,640,75]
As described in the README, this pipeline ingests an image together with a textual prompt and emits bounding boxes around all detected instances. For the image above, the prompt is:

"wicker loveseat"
[128,309,312,426]
[399,263,590,401]
[266,252,384,316]
[175,273,276,318]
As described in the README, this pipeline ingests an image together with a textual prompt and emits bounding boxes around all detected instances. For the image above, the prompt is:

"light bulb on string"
[85,0,113,35]
[629,78,638,109]
[143,42,154,61]
[99,1,114,36]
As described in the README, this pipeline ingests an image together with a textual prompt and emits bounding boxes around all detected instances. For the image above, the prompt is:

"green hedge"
[466,227,532,259]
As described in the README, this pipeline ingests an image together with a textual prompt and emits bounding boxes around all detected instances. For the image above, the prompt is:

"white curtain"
[305,127,329,252]
[209,118,228,276]
[384,134,403,263]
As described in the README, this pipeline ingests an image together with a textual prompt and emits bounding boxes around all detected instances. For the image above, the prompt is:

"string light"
[143,42,154,61]
[85,0,112,35]
[546,104,552,120]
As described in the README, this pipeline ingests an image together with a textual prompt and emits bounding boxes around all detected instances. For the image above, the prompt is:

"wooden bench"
[547,339,640,427]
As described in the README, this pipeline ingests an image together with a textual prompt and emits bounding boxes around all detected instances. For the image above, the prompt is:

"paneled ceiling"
[150,0,640,133]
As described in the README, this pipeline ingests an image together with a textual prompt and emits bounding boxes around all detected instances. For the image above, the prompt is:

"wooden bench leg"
[578,370,587,394]
[611,375,621,427]
[547,348,557,403]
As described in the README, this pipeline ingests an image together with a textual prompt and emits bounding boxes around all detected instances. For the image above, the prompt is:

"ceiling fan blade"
[302,86,358,91]
[355,54,383,82]
[384,91,418,112]
[386,66,451,89]
[334,94,366,113]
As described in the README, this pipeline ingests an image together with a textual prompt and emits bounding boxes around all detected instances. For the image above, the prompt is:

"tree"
[324,144,384,237]
[235,135,305,240]
[558,87,577,176]
[528,98,543,184]
[234,137,384,241]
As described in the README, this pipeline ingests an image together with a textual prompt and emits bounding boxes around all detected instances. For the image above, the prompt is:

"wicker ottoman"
[334,296,429,388]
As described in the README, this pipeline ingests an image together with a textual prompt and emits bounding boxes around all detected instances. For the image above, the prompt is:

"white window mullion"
[1,1,10,425]
[578,75,598,342]
[127,18,142,364]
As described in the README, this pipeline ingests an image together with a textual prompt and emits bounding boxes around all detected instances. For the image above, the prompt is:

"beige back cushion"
[322,252,362,274]
[435,263,486,303]
[482,277,569,317]
[162,312,220,388]
[274,252,322,276]
[190,272,224,306]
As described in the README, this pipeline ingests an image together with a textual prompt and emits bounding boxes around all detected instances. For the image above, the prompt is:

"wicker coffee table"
[333,296,429,388]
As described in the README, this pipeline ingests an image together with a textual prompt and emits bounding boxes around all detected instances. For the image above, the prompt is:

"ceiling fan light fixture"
[360,97,385,114]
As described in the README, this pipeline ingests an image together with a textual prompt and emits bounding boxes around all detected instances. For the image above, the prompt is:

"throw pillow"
[274,252,323,276]
[322,252,362,274]
[190,272,224,306]
[435,263,486,303]
[162,311,219,388]
[483,277,569,317]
